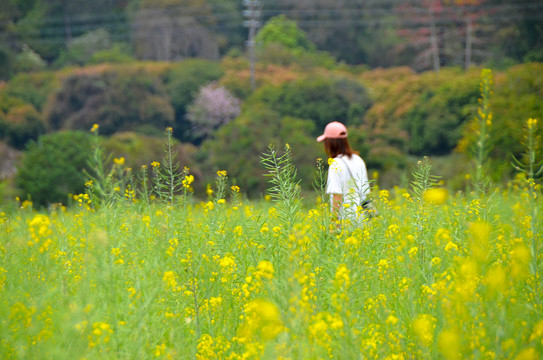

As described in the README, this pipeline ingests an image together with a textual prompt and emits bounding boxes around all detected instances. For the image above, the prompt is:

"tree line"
[1,0,542,79]
[1,57,541,206]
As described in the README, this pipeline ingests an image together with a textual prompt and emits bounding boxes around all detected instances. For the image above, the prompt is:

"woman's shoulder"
[347,153,364,162]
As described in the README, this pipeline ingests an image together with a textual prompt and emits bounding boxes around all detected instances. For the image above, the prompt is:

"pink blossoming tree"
[187,83,241,140]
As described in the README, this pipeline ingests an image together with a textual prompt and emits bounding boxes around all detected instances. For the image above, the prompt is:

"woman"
[317,121,370,224]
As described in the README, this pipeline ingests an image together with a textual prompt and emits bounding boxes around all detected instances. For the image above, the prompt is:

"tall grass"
[1,161,541,359]
[0,71,542,359]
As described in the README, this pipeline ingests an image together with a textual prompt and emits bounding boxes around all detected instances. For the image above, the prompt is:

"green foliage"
[1,0,542,75]
[458,69,495,192]
[2,148,543,358]
[83,127,119,207]
[261,144,303,233]
[0,46,14,80]
[15,131,93,207]
[0,93,27,114]
[256,15,316,53]
[250,75,371,137]
[0,71,56,149]
[256,43,336,69]
[405,76,479,155]
[218,56,255,100]
[3,71,58,111]
[0,104,45,149]
[409,156,441,202]
[154,127,191,206]
[488,63,543,162]
[13,44,47,73]
[200,105,320,196]
[88,43,135,64]
[408,156,443,264]
[103,132,168,169]
[45,70,174,135]
[255,16,336,69]
[512,118,543,182]
[163,59,224,141]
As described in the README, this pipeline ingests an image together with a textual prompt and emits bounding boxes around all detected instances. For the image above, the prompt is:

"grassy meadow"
[1,141,542,359]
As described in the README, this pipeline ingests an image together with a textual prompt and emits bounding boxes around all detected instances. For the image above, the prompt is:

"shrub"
[88,43,135,64]
[45,70,174,135]
[404,75,479,155]
[0,104,45,149]
[249,75,372,137]
[3,71,58,111]
[256,15,316,52]
[200,105,320,195]
[489,63,543,161]
[16,131,93,207]
[14,44,47,73]
[102,131,198,174]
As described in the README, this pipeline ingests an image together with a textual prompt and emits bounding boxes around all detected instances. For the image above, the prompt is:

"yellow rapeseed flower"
[256,260,274,280]
[445,241,459,252]
[334,264,350,288]
[240,299,284,341]
[526,118,537,129]
[423,188,448,205]
[183,174,194,188]
[345,236,360,246]
[162,271,178,289]
[438,329,461,360]
[511,244,531,279]
[412,314,436,347]
[219,255,236,273]
[514,348,539,360]
[386,315,399,326]
[485,265,507,294]
[154,343,167,357]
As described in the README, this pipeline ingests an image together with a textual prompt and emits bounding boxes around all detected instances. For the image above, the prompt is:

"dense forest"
[0,0,542,206]
[1,0,542,75]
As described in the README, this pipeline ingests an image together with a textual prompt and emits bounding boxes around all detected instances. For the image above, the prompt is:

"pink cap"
[316,121,348,142]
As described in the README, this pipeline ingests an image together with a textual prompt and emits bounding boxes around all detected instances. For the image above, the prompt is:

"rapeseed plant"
[1,126,542,359]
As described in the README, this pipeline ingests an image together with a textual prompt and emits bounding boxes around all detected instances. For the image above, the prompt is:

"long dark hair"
[324,138,358,158]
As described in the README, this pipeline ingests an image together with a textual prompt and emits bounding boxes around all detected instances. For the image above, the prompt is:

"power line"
[5,2,542,27]
[4,3,541,51]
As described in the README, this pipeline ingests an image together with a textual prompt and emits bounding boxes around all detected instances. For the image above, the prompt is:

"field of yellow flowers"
[1,156,542,360]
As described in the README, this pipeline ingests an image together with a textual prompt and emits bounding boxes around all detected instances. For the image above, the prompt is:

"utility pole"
[243,0,261,90]
[429,6,440,73]
[465,16,473,71]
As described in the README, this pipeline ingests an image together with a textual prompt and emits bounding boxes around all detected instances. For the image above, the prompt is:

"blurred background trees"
[1,0,541,74]
[0,0,542,204]
[15,131,93,206]
[44,69,175,135]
